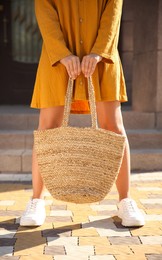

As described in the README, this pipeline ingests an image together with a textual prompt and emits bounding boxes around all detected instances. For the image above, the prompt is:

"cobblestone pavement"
[0,172,162,260]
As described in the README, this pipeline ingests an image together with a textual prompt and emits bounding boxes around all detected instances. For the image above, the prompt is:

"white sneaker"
[20,198,46,226]
[117,198,145,227]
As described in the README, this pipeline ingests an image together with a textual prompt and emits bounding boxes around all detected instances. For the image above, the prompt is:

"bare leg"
[96,101,131,201]
[32,106,64,199]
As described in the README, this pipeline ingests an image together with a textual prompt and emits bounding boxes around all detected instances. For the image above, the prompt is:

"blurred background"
[0,0,162,174]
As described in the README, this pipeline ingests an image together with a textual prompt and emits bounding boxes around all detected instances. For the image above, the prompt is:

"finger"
[81,57,85,73]
[77,57,81,76]
[86,59,94,77]
[66,61,73,78]
[82,57,89,76]
[66,63,72,78]
[72,58,78,79]
[68,60,75,79]
[87,59,97,77]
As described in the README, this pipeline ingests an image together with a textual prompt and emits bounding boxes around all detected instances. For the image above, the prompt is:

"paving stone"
[140,236,162,244]
[97,210,118,217]
[146,255,162,260]
[148,194,162,198]
[0,257,20,260]
[0,211,23,216]
[99,199,118,205]
[14,229,46,255]
[82,218,131,237]
[45,216,72,223]
[0,201,15,206]
[130,245,162,254]
[140,199,162,204]
[72,228,99,237]
[50,205,67,210]
[0,217,15,224]
[79,237,110,246]
[88,216,115,223]
[50,210,73,217]
[47,237,78,246]
[144,209,162,214]
[90,256,115,260]
[0,206,8,211]
[53,222,81,230]
[0,224,19,230]
[14,241,46,256]
[115,255,146,260]
[86,216,116,230]
[14,245,45,256]
[144,215,162,221]
[44,245,65,255]
[131,172,162,182]
[0,246,13,256]
[65,245,94,256]
[67,204,92,211]
[142,204,162,209]
[95,245,132,255]
[73,211,97,217]
[72,216,89,222]
[0,238,16,246]
[42,229,72,237]
[90,205,117,211]
[137,187,162,191]
[20,255,52,260]
[95,225,131,237]
[53,256,88,260]
[0,230,17,239]
[109,236,141,245]
[130,227,162,236]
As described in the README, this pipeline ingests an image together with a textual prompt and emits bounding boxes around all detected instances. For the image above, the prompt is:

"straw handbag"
[34,77,126,203]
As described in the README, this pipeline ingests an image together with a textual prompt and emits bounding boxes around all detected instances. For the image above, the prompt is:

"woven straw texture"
[34,77,125,203]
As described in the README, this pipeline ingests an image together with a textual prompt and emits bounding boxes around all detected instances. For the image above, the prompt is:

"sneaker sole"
[117,213,145,227]
[121,219,145,227]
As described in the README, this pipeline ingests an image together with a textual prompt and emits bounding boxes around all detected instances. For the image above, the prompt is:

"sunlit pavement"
[0,172,162,260]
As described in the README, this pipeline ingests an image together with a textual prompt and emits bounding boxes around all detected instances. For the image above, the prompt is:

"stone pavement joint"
[0,172,162,259]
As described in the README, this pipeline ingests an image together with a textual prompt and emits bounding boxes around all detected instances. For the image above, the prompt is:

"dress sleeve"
[35,0,72,66]
[90,0,123,64]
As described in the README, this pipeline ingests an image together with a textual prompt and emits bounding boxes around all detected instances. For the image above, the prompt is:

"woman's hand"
[81,54,103,78]
[60,55,81,79]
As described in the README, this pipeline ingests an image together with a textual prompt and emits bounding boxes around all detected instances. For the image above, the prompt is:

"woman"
[20,0,145,227]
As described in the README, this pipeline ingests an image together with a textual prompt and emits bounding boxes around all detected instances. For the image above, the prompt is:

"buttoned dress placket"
[74,0,88,101]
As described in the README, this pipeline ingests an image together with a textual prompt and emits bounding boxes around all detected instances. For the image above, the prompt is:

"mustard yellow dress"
[31,0,128,114]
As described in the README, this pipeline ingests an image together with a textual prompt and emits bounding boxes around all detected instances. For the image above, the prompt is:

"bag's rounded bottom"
[49,188,108,204]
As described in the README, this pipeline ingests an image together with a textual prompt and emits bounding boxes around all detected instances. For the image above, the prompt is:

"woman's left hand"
[81,53,102,78]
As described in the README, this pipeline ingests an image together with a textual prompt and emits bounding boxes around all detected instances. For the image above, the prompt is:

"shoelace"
[25,200,38,214]
[122,200,138,215]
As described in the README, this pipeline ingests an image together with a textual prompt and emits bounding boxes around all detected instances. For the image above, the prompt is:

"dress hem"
[30,96,128,114]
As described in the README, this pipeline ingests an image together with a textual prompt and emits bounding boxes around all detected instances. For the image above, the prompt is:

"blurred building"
[0,0,162,172]
[0,0,162,121]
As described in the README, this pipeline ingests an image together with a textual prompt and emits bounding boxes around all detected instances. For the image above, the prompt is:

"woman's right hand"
[60,55,81,79]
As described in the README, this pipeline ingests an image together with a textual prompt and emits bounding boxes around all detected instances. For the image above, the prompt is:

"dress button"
[80,40,83,44]
[79,18,83,23]
[80,80,83,85]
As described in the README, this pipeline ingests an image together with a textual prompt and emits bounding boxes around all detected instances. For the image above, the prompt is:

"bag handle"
[62,76,98,129]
